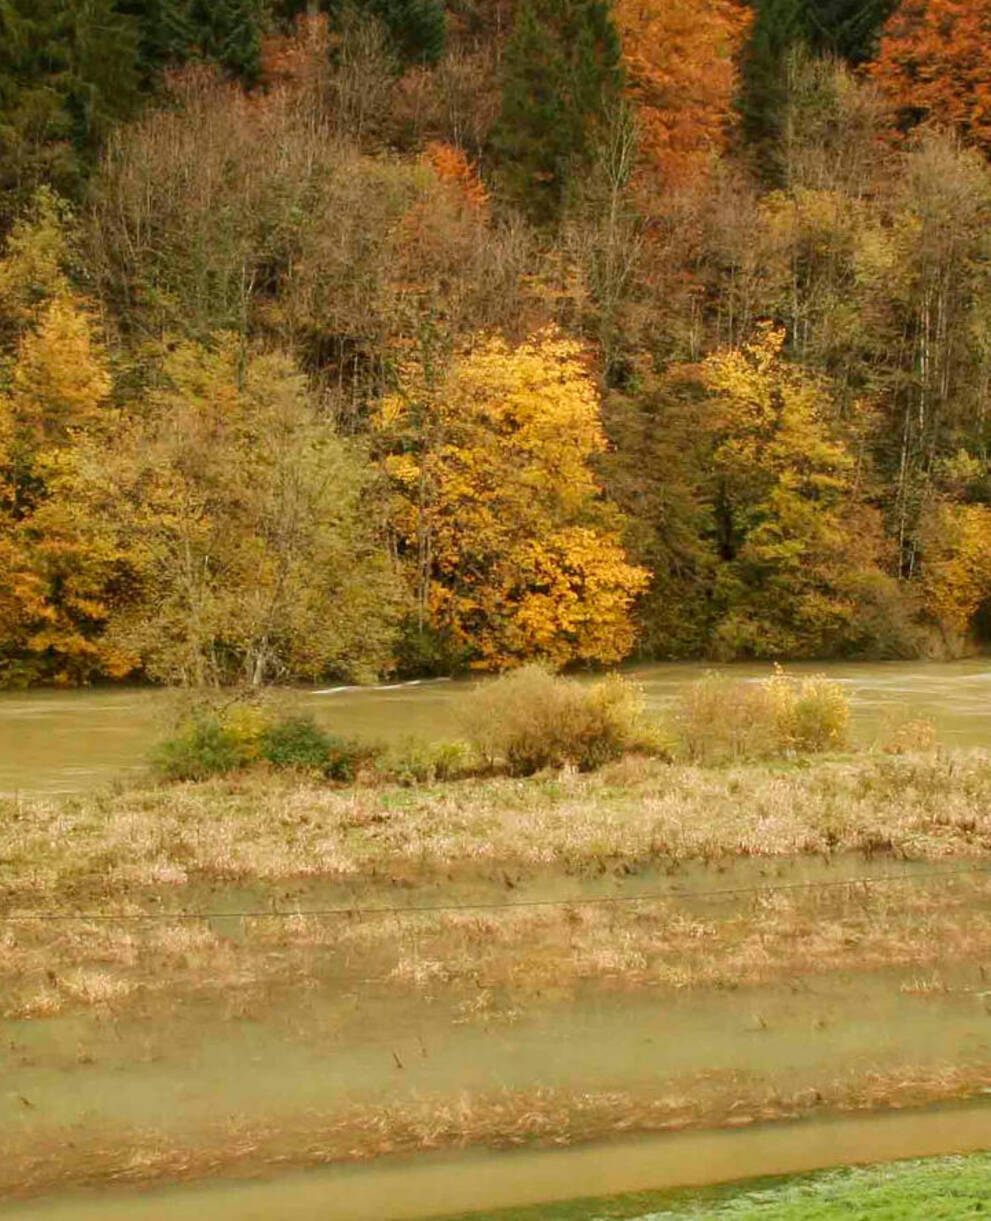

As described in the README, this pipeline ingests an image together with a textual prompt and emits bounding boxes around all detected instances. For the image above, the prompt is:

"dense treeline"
[3,0,991,686]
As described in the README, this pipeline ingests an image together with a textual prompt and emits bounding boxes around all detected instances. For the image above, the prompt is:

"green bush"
[152,714,250,782]
[460,665,654,777]
[379,737,478,785]
[259,716,338,770]
[675,669,850,764]
[154,706,379,782]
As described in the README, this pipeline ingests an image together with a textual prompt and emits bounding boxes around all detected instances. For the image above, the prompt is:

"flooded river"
[3,659,991,794]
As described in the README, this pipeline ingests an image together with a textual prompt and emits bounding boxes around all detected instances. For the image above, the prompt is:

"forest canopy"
[2,0,991,686]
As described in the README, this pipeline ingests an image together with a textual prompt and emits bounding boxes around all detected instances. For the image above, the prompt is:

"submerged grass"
[6,1070,991,1202]
[6,747,991,1201]
[4,871,991,1020]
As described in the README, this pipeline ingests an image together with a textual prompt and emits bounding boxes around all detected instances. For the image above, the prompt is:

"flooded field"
[4,844,991,1210]
[3,670,991,1218]
[3,1107,991,1221]
[3,659,991,794]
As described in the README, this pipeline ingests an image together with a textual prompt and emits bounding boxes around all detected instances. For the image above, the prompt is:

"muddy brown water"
[3,953,991,1212]
[3,660,991,794]
[2,1103,991,1220]
[5,965,989,1139]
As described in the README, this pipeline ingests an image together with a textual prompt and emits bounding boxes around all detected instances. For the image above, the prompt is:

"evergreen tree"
[118,0,266,83]
[116,0,197,80]
[492,0,624,224]
[361,0,443,64]
[276,0,445,66]
[804,0,895,61]
[0,0,139,227]
[741,0,895,171]
[189,0,265,82]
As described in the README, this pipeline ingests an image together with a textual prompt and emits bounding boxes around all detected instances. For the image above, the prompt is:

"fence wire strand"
[3,862,991,924]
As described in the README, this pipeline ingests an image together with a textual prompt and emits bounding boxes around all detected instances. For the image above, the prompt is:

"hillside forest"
[3,0,991,687]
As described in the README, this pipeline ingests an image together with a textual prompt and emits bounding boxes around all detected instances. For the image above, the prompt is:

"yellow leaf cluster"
[919,500,991,640]
[376,329,650,669]
[0,288,130,684]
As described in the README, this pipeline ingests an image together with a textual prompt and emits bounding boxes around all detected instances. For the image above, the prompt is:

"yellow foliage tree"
[696,325,902,656]
[375,330,650,670]
[0,293,134,684]
[919,500,991,646]
[102,337,399,687]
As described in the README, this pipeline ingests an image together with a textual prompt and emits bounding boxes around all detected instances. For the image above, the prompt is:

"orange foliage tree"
[613,0,751,187]
[422,141,490,212]
[869,0,991,153]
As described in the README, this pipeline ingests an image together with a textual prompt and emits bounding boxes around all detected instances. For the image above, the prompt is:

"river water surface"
[3,659,991,794]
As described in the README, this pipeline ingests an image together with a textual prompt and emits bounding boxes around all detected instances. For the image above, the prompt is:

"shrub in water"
[155,705,378,782]
[380,737,478,785]
[258,713,378,780]
[259,716,336,770]
[780,673,849,753]
[322,736,380,782]
[877,711,938,755]
[153,715,250,782]
[460,665,651,777]
[675,669,850,763]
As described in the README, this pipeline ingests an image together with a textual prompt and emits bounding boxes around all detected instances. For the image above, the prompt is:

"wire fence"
[3,862,991,923]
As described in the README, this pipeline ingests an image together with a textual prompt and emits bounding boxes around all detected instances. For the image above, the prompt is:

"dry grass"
[3,753,991,910]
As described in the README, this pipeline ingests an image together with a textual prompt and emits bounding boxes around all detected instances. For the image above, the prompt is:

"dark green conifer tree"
[0,0,138,226]
[741,0,895,176]
[188,0,265,82]
[275,0,444,66]
[116,0,197,80]
[118,0,266,83]
[492,0,623,225]
[361,0,444,64]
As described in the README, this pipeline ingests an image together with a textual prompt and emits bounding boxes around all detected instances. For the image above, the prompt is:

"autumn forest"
[2,0,991,687]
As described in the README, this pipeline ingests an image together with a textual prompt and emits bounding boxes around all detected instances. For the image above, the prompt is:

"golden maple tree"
[375,329,650,669]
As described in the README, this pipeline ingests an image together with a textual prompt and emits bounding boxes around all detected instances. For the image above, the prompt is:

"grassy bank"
[433,1153,991,1219]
